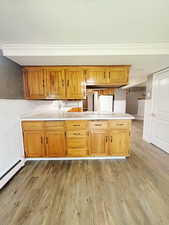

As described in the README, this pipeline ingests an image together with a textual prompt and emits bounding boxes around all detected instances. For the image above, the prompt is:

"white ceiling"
[0,0,169,44]
[1,0,169,84]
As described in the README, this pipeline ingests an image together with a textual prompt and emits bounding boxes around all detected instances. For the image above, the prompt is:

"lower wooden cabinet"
[45,130,65,157]
[66,128,89,156]
[23,131,45,157]
[22,120,131,158]
[89,130,109,156]
[109,130,130,156]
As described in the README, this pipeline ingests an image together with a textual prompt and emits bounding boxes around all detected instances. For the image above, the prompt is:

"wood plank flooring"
[0,120,169,225]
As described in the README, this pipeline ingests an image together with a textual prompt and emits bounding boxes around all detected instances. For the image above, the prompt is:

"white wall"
[0,99,82,179]
[0,100,34,178]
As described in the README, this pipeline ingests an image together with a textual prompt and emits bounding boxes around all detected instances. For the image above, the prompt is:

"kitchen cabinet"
[89,130,109,156]
[65,68,86,99]
[66,131,89,156]
[85,66,129,86]
[23,67,46,99]
[23,66,130,100]
[65,120,89,156]
[45,130,65,157]
[45,68,65,99]
[22,119,131,158]
[23,131,45,157]
[107,66,129,85]
[23,67,86,100]
[109,130,130,156]
[108,120,131,156]
[22,121,65,157]
[89,121,108,156]
[85,67,107,85]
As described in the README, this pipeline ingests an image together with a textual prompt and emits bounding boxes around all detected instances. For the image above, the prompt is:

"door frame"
[151,68,169,153]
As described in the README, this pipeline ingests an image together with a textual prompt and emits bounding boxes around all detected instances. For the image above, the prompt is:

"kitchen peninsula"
[21,112,134,159]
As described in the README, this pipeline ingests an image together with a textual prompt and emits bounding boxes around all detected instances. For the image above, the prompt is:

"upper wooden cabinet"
[45,68,65,99]
[85,66,130,86]
[23,66,130,100]
[65,68,86,99]
[23,67,46,99]
[85,67,107,85]
[108,66,129,85]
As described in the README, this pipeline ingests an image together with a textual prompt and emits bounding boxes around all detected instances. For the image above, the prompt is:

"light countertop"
[21,111,135,121]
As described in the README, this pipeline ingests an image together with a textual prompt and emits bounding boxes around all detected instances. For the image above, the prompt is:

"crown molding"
[2,43,169,56]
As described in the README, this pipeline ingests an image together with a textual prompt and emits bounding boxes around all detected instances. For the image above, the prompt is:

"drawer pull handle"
[40,136,43,144]
[62,80,64,87]
[117,124,124,126]
[73,125,80,127]
[106,136,108,142]
[95,124,102,126]
[46,137,48,144]
[73,133,81,135]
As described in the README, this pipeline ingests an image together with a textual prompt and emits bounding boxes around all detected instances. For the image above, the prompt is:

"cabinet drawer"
[67,148,88,157]
[109,120,129,129]
[66,130,88,137]
[67,137,88,148]
[65,120,88,130]
[44,121,64,130]
[89,121,108,129]
[22,121,44,131]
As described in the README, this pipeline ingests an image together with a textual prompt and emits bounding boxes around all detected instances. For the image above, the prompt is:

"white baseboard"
[0,159,25,189]
[26,156,126,161]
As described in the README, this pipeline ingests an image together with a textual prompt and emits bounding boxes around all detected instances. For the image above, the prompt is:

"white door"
[151,69,169,153]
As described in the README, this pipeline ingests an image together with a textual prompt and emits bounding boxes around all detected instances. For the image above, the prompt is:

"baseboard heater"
[0,160,25,189]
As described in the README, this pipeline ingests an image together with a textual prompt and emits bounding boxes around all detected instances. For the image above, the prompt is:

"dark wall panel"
[0,50,23,99]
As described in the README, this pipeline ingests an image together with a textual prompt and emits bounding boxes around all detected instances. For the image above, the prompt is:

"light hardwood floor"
[0,121,169,225]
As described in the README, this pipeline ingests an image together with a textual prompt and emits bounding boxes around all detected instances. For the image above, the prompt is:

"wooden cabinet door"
[45,130,65,157]
[45,68,65,99]
[24,131,45,157]
[109,130,130,156]
[86,67,107,85]
[23,68,46,99]
[107,67,129,85]
[89,130,108,156]
[65,68,86,99]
